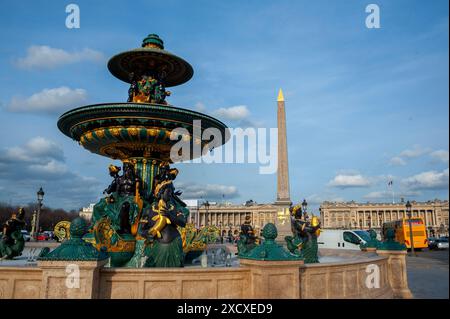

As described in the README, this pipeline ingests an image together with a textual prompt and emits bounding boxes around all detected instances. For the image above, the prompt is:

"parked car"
[429,238,449,250]
[317,229,370,250]
[428,237,437,248]
[36,233,49,241]
[21,230,31,242]
[43,231,55,240]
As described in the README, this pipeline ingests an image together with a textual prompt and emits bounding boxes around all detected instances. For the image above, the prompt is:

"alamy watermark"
[365,4,381,29]
[65,4,80,29]
[65,263,80,289]
[169,121,278,175]
[365,264,380,288]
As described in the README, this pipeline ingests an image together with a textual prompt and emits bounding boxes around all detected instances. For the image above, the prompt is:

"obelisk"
[275,88,291,207]
[274,89,292,244]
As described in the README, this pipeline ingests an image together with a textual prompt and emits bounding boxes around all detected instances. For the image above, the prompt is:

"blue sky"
[0,0,448,211]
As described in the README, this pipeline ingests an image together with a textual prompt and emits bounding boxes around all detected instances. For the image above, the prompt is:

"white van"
[318,229,371,250]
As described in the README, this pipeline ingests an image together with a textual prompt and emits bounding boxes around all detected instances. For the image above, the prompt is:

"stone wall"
[0,267,42,298]
[0,250,411,299]
[98,267,251,299]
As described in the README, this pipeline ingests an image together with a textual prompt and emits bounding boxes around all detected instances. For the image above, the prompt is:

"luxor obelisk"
[274,89,292,243]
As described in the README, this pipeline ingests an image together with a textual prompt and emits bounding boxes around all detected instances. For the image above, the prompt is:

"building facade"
[186,201,280,237]
[79,203,95,221]
[319,200,449,237]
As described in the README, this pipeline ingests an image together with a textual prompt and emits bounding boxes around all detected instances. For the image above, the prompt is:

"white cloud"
[4,136,64,163]
[306,193,345,205]
[430,150,449,163]
[178,182,239,200]
[28,160,68,175]
[212,105,250,121]
[402,168,449,190]
[389,145,431,166]
[363,190,422,200]
[399,145,430,158]
[389,156,406,166]
[194,102,207,112]
[328,174,371,188]
[0,137,100,209]
[7,86,87,114]
[16,45,104,69]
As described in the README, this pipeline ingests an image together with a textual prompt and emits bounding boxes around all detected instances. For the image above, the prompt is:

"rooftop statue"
[0,207,26,260]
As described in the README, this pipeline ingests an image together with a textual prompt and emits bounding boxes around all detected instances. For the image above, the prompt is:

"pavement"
[406,248,449,299]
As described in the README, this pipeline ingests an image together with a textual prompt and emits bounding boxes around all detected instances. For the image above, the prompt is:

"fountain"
[56,34,228,267]
[0,34,412,299]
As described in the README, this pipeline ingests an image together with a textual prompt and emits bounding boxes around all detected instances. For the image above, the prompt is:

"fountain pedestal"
[376,250,413,299]
[38,259,107,299]
[240,258,304,298]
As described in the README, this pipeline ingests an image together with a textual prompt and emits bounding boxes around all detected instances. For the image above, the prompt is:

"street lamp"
[367,215,371,229]
[406,200,416,257]
[301,199,308,219]
[35,187,44,240]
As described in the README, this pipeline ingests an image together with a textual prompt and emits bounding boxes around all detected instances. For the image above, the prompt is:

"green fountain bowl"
[57,103,229,162]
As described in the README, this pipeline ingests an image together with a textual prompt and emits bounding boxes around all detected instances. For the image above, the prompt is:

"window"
[343,231,361,245]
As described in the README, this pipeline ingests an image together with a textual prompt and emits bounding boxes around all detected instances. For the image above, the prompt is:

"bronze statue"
[141,165,188,267]
[0,207,26,260]
[237,215,257,256]
[92,163,142,235]
[285,204,321,263]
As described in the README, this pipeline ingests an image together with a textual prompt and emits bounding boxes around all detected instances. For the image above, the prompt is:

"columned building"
[185,201,279,237]
[319,200,449,237]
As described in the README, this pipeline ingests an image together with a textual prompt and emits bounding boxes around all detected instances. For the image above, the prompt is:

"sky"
[0,0,448,212]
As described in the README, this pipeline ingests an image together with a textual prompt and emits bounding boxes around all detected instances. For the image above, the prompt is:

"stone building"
[319,199,449,237]
[79,203,95,222]
[185,200,279,237]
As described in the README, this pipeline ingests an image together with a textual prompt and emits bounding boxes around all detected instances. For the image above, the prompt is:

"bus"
[382,217,428,250]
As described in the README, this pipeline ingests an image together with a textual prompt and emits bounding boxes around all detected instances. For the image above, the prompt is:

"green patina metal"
[55,35,229,268]
[376,228,407,251]
[239,223,303,261]
[285,207,320,263]
[142,34,164,49]
[360,228,381,250]
[0,208,26,260]
[38,218,108,261]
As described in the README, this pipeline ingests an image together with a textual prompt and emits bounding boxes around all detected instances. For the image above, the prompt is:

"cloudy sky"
[0,0,448,211]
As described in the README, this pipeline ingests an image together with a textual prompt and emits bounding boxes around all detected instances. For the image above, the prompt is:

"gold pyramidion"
[277,88,284,102]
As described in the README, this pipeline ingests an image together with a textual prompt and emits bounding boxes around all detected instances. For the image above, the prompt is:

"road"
[406,249,449,299]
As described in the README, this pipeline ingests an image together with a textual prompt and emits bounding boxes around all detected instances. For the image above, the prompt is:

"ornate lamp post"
[406,200,416,257]
[301,199,308,220]
[367,215,371,230]
[35,187,44,240]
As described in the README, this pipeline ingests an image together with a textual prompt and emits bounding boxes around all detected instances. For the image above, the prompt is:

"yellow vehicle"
[382,217,428,249]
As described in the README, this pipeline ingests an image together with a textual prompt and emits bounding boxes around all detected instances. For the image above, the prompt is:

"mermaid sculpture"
[141,165,189,267]
[0,207,26,260]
